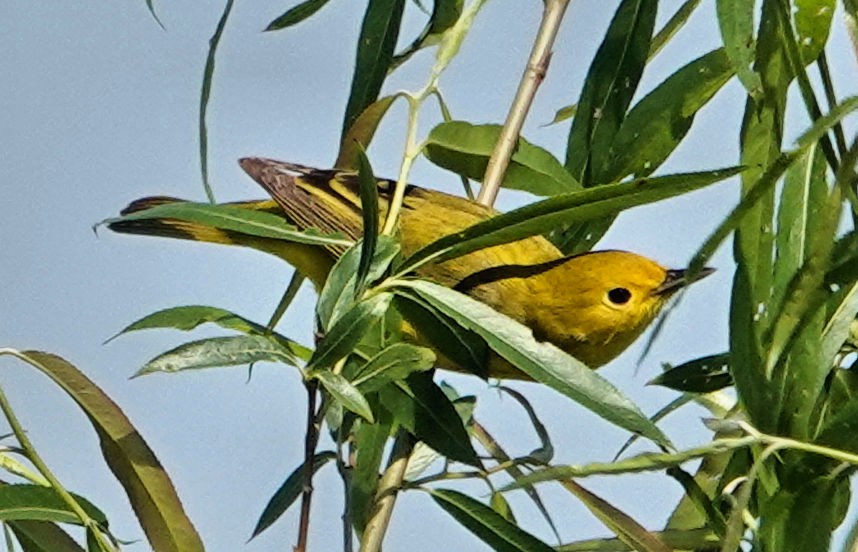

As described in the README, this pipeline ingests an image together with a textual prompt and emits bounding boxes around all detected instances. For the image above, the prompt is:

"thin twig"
[295,379,321,552]
[359,431,414,552]
[477,0,571,207]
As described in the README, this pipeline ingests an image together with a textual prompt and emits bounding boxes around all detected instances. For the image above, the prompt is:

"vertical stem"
[477,0,571,207]
[295,379,320,552]
[359,431,414,552]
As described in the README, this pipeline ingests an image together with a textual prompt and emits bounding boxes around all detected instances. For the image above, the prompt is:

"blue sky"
[2,1,856,550]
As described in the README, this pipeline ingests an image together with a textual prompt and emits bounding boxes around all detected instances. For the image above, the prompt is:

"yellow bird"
[110,158,712,377]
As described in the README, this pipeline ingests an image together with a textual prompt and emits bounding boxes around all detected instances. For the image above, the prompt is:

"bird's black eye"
[607,287,632,305]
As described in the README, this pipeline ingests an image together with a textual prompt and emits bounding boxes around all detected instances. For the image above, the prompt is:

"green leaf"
[135,335,301,376]
[392,294,488,378]
[312,370,374,422]
[554,529,720,551]
[109,305,311,362]
[350,409,392,532]
[352,343,436,393]
[341,0,406,139]
[559,480,672,552]
[354,149,380,299]
[716,0,763,99]
[397,280,671,446]
[309,293,393,371]
[198,0,234,203]
[649,354,732,393]
[565,0,657,186]
[317,238,400,329]
[379,373,479,466]
[6,520,84,552]
[794,0,835,64]
[143,0,165,30]
[8,350,204,552]
[404,167,741,272]
[648,0,703,59]
[103,201,353,248]
[821,282,858,364]
[429,489,555,552]
[0,485,105,526]
[499,387,553,463]
[544,103,576,126]
[424,121,581,196]
[264,0,332,31]
[250,451,336,539]
[337,95,401,169]
[601,48,734,182]
[391,0,463,69]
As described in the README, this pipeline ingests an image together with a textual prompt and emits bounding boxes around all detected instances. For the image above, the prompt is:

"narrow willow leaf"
[135,335,301,376]
[250,451,336,539]
[544,103,577,126]
[341,0,406,139]
[265,272,306,332]
[317,238,399,329]
[264,0,332,31]
[794,0,836,64]
[9,351,204,552]
[398,280,671,446]
[0,485,105,526]
[565,0,657,186]
[649,354,732,393]
[109,305,311,362]
[312,371,374,422]
[557,528,720,551]
[7,520,84,552]
[379,374,479,466]
[821,282,858,363]
[103,201,353,248]
[392,294,487,378]
[199,0,234,202]
[648,0,703,59]
[716,0,763,99]
[429,489,556,552]
[390,0,462,69]
[601,48,734,182]
[352,343,436,393]
[336,95,400,169]
[404,167,740,280]
[350,409,392,532]
[354,149,380,299]
[144,0,165,30]
[309,293,393,371]
[424,121,580,195]
[559,480,671,552]
[489,492,516,524]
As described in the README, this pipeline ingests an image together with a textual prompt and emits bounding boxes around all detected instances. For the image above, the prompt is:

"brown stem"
[477,0,571,207]
[295,379,321,552]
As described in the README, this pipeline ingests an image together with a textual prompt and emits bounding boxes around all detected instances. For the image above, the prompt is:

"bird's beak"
[655,266,716,296]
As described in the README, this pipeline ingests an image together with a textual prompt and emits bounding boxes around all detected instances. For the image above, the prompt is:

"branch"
[477,0,571,207]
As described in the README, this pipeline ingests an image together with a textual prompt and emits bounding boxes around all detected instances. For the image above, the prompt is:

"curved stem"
[477,0,571,207]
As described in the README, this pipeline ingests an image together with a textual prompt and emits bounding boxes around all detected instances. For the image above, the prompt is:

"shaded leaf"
[309,292,393,370]
[337,95,400,169]
[601,48,734,182]
[350,409,392,532]
[391,0,463,69]
[380,373,479,466]
[250,451,336,539]
[0,485,105,525]
[264,0,332,31]
[341,0,406,139]
[648,0,703,59]
[430,489,555,552]
[794,0,835,64]
[565,0,657,186]
[397,281,671,446]
[6,520,84,552]
[354,149,380,299]
[650,353,732,393]
[425,121,580,196]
